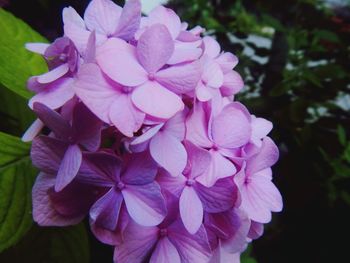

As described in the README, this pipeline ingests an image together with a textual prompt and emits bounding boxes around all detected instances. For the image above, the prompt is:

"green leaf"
[0,8,47,99]
[0,224,90,263]
[0,131,37,253]
[0,85,35,137]
[337,125,347,146]
[241,245,258,263]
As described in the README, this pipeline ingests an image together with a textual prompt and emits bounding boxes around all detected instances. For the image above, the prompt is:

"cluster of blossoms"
[24,0,283,262]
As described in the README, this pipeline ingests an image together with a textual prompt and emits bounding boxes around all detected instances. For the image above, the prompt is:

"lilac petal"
[168,221,211,263]
[32,102,72,139]
[157,171,187,197]
[32,174,82,226]
[155,61,201,94]
[211,103,251,149]
[63,7,93,53]
[163,110,186,140]
[84,0,122,35]
[25,43,50,55]
[96,38,148,86]
[114,0,141,40]
[203,36,221,58]
[250,117,273,147]
[82,152,122,184]
[202,58,224,89]
[73,102,102,150]
[55,144,82,192]
[179,186,203,234]
[122,183,167,226]
[84,31,96,63]
[150,237,181,263]
[109,93,145,137]
[37,63,69,84]
[195,177,237,213]
[150,132,187,176]
[113,221,159,263]
[74,63,120,124]
[216,52,239,73]
[184,141,212,179]
[240,176,282,223]
[130,124,163,147]
[22,118,44,142]
[247,221,264,240]
[122,152,158,185]
[196,82,214,102]
[136,24,174,73]
[147,6,181,39]
[221,71,244,97]
[90,205,130,245]
[210,245,241,263]
[29,78,75,110]
[168,41,202,65]
[31,136,68,173]
[246,137,279,175]
[197,151,236,187]
[132,81,184,119]
[90,188,123,231]
[177,30,200,42]
[185,102,212,148]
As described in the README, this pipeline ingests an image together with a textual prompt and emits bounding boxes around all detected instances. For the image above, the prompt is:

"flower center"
[186,179,195,186]
[122,86,133,94]
[159,228,168,237]
[59,53,67,62]
[212,144,219,151]
[148,73,156,81]
[244,177,251,185]
[117,182,125,190]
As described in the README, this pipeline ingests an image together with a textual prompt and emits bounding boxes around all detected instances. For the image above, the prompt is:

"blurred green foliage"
[169,0,350,262]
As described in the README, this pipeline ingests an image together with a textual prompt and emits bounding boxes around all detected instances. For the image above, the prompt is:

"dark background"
[2,0,350,262]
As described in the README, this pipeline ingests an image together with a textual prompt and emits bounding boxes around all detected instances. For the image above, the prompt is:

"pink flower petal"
[63,7,95,53]
[202,57,224,89]
[122,183,166,226]
[216,52,239,73]
[179,186,203,234]
[84,31,96,63]
[96,38,148,86]
[155,61,201,94]
[21,119,44,142]
[150,237,181,263]
[211,103,251,149]
[197,151,236,187]
[136,24,174,73]
[55,144,82,191]
[122,152,158,185]
[37,63,69,84]
[220,71,244,97]
[109,93,145,137]
[157,171,187,197]
[131,81,184,119]
[74,63,119,123]
[32,173,85,226]
[113,222,158,263]
[195,177,237,213]
[84,0,122,35]
[168,41,202,65]
[246,137,279,175]
[147,6,182,39]
[29,78,75,110]
[250,117,273,147]
[130,124,163,146]
[185,102,212,148]
[209,245,241,263]
[150,132,187,176]
[168,221,211,263]
[25,43,50,55]
[90,188,123,231]
[163,110,186,140]
[203,36,221,58]
[114,0,141,40]
[184,141,212,179]
[247,221,264,240]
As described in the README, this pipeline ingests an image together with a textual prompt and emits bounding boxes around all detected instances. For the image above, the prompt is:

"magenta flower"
[186,101,252,186]
[80,151,167,227]
[130,110,187,176]
[63,0,141,54]
[114,193,211,263]
[95,24,201,119]
[235,137,283,223]
[26,37,78,110]
[31,102,102,191]
[158,141,239,234]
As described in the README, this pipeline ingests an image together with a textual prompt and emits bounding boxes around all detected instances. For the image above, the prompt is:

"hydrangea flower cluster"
[25,0,283,262]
